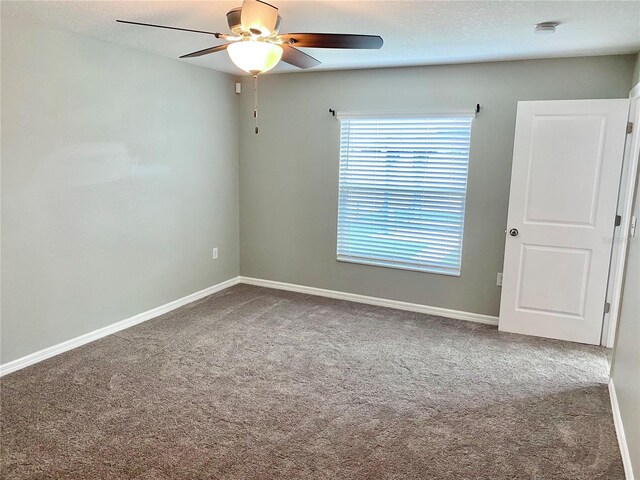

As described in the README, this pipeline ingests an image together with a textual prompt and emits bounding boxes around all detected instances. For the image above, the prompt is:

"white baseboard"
[1,275,498,377]
[609,378,635,480]
[0,276,240,377]
[238,276,499,326]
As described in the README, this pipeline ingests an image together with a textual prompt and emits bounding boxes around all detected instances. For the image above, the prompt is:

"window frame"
[335,110,475,277]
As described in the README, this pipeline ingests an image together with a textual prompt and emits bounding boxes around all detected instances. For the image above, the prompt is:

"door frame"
[602,82,640,347]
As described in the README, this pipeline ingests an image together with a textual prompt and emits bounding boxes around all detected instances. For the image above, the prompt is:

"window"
[337,113,473,276]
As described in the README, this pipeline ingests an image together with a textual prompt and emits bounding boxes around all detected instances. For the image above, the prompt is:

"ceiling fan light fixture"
[227,40,283,74]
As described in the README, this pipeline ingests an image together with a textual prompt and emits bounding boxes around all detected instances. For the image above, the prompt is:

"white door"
[499,99,630,344]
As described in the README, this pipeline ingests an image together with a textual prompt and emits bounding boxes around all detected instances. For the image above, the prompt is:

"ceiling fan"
[118,0,383,133]
[117,0,384,74]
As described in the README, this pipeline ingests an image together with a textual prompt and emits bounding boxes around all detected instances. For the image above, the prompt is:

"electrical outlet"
[497,273,503,287]
[212,247,218,260]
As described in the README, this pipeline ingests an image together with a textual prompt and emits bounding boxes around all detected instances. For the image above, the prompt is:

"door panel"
[499,99,629,344]
[525,116,605,225]
[517,245,590,316]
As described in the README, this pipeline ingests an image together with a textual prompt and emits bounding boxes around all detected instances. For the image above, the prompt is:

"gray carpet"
[1,284,624,479]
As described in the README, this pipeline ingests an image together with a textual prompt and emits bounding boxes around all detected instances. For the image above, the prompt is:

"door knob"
[509,228,519,237]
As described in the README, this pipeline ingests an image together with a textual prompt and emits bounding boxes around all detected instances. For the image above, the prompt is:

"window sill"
[336,256,461,277]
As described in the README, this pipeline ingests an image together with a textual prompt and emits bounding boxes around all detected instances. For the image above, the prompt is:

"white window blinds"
[337,114,473,276]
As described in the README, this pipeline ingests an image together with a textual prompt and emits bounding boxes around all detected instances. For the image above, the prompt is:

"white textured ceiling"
[2,0,639,75]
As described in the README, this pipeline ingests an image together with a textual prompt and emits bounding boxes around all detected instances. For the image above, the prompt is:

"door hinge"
[627,122,634,134]
[615,214,622,227]
[604,302,611,314]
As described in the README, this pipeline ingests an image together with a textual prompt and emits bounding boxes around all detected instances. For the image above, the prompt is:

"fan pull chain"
[253,74,259,135]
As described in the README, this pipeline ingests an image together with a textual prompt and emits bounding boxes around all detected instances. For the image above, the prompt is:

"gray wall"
[238,56,634,316]
[633,51,640,86]
[610,53,640,479]
[1,18,635,365]
[1,18,239,364]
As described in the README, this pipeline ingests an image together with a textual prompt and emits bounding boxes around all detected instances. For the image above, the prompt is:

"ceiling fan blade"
[180,44,229,59]
[240,0,279,36]
[116,20,222,38]
[281,46,321,69]
[279,33,383,49]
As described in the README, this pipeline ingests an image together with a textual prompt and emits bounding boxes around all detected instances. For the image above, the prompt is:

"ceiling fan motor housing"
[227,6,282,36]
